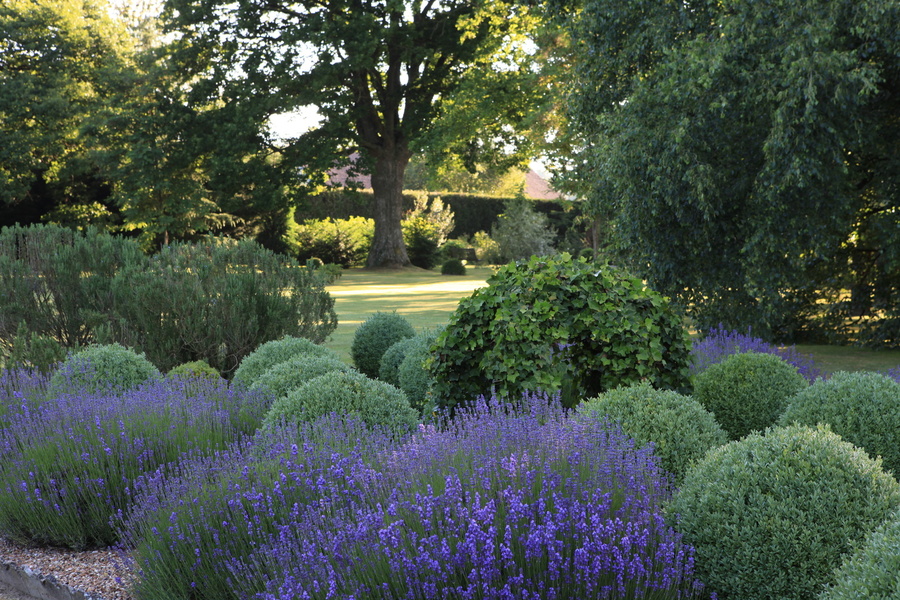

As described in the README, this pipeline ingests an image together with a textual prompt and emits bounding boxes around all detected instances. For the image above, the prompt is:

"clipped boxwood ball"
[693,351,807,439]
[167,360,221,381]
[430,253,693,411]
[669,425,900,600]
[578,382,728,483]
[49,343,161,395]
[397,328,443,412]
[350,312,415,378]
[250,355,354,400]
[819,508,900,600]
[379,337,418,386]
[232,337,337,388]
[440,258,466,275]
[262,370,418,434]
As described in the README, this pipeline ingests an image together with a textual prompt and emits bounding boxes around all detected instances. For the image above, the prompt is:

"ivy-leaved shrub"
[819,508,900,600]
[350,312,416,378]
[233,337,339,388]
[167,360,221,381]
[261,370,417,434]
[440,258,466,275]
[48,344,161,396]
[398,328,443,413]
[779,371,900,476]
[430,253,693,411]
[250,355,354,400]
[693,352,807,440]
[379,337,418,386]
[578,382,728,483]
[669,425,900,600]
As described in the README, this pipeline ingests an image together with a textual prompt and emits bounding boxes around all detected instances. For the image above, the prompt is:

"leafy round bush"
[430,253,693,411]
[379,337,418,386]
[168,360,221,381]
[350,312,416,378]
[669,425,900,600]
[232,337,337,388]
[693,351,807,439]
[819,508,900,600]
[250,355,355,400]
[48,343,161,396]
[440,258,466,275]
[779,371,900,476]
[262,370,418,433]
[578,382,728,483]
[397,328,443,413]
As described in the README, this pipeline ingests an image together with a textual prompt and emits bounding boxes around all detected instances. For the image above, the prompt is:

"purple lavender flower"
[691,326,824,382]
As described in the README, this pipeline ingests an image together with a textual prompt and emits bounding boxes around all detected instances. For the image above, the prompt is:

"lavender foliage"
[690,326,824,382]
[0,376,273,549]
[886,367,900,384]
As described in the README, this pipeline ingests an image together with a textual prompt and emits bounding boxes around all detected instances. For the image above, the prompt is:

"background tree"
[159,0,550,267]
[559,0,900,344]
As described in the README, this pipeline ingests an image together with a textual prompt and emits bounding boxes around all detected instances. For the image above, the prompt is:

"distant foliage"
[440,258,466,275]
[3,322,66,375]
[293,217,375,267]
[578,382,728,483]
[350,312,416,378]
[431,254,693,411]
[472,230,502,264]
[780,371,900,477]
[820,508,900,600]
[48,343,161,396]
[491,197,555,261]
[232,337,339,389]
[693,352,808,439]
[691,326,824,382]
[669,425,900,600]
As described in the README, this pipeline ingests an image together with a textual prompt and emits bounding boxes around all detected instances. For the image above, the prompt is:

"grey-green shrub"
[397,328,443,413]
[262,370,418,434]
[379,337,418,386]
[250,355,354,400]
[350,312,416,378]
[693,352,807,439]
[577,382,728,483]
[167,360,221,381]
[48,344,162,395]
[233,337,338,388]
[780,371,900,477]
[669,425,900,600]
[491,197,555,262]
[819,508,900,600]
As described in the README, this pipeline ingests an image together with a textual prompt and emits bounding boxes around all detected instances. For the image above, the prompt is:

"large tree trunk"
[366,148,412,268]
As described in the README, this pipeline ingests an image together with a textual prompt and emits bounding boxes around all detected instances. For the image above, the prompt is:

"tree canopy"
[561,0,900,344]
[158,0,550,267]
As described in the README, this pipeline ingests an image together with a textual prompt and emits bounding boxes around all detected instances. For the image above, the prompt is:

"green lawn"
[323,266,900,375]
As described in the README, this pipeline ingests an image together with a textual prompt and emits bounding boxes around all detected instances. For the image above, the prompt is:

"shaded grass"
[322,266,899,375]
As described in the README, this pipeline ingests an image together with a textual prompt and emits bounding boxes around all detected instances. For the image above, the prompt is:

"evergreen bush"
[261,370,418,434]
[780,371,900,476]
[397,328,443,413]
[578,382,728,483]
[819,508,900,600]
[232,337,338,388]
[350,312,416,378]
[293,217,374,267]
[491,197,555,262]
[48,343,161,396]
[669,425,900,600]
[430,253,693,411]
[440,258,466,275]
[250,355,354,400]
[167,360,221,381]
[379,337,418,386]
[693,351,807,439]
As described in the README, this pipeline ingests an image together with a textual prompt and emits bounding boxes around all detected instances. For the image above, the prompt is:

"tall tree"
[561,0,900,343]
[159,0,548,267]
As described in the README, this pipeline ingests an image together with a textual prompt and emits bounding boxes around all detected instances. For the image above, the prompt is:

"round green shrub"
[577,382,728,483]
[779,371,900,477]
[350,312,416,378]
[167,360,221,381]
[261,370,418,434]
[398,328,443,413]
[819,508,900,600]
[693,351,807,440]
[440,258,467,275]
[48,343,162,395]
[669,425,900,600]
[250,355,355,400]
[379,337,418,386]
[232,337,337,388]
[430,253,693,411]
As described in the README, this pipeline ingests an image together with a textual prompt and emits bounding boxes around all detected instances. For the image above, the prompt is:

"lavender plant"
[0,377,273,549]
[690,326,824,382]
[0,367,49,426]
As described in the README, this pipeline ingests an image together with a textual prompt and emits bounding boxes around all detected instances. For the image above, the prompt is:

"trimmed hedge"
[48,343,161,396]
[350,312,416,378]
[819,508,900,600]
[232,337,339,388]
